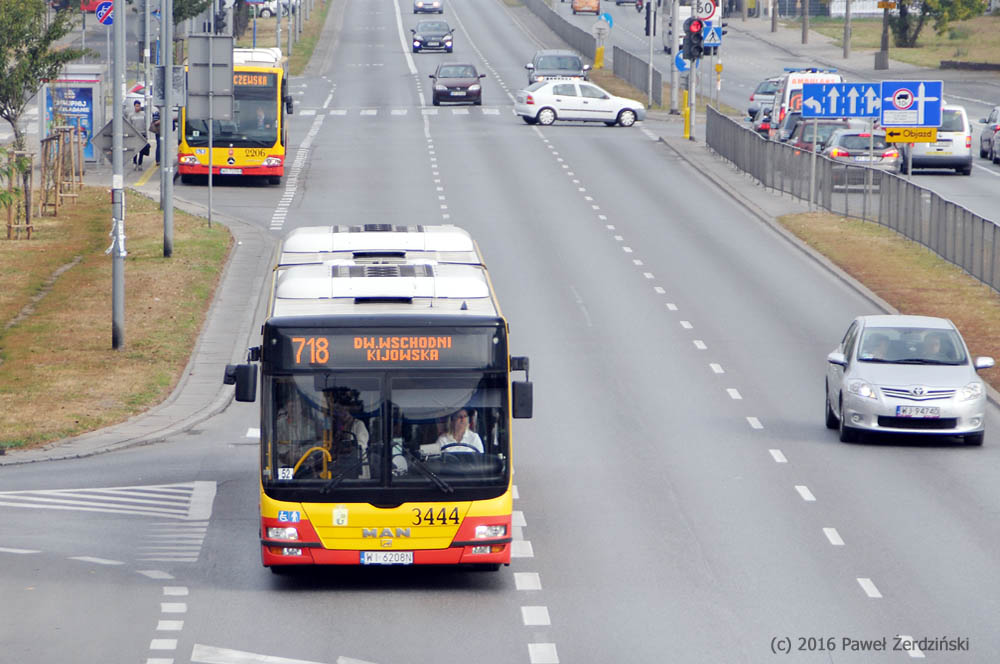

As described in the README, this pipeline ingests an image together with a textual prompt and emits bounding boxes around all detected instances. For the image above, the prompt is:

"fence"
[613,46,663,107]
[522,0,597,60]
[706,106,1000,293]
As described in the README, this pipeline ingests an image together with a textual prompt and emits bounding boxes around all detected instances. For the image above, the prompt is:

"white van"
[899,104,973,175]
[661,2,692,54]
[769,68,843,139]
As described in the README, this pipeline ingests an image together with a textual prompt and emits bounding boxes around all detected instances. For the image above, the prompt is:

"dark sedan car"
[751,107,772,137]
[430,64,485,106]
[411,20,453,53]
[524,49,589,84]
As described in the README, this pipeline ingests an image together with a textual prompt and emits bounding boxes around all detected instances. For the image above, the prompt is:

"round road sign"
[694,0,718,21]
[96,1,113,25]
[891,88,914,110]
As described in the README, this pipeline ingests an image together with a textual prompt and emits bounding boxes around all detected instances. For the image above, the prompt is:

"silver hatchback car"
[825,315,993,445]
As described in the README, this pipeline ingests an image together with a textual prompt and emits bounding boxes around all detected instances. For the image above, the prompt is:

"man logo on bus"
[362,527,412,538]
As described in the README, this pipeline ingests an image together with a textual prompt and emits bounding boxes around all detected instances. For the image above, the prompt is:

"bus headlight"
[263,156,283,167]
[179,155,200,165]
[475,524,506,539]
[267,527,298,540]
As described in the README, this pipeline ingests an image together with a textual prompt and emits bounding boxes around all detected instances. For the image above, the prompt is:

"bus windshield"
[185,75,278,148]
[265,372,509,492]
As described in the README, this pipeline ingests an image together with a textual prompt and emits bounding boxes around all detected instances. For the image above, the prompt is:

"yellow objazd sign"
[877,1,896,7]
[885,127,938,143]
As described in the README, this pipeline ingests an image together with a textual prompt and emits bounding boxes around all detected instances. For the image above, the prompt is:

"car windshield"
[537,55,582,70]
[940,109,965,132]
[799,123,844,143]
[857,327,967,365]
[838,134,889,150]
[756,80,779,95]
[417,21,449,31]
[438,65,476,78]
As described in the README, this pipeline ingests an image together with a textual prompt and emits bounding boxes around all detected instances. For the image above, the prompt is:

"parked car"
[751,107,772,137]
[748,77,780,119]
[410,20,454,53]
[825,315,993,445]
[429,63,485,106]
[898,104,973,175]
[525,50,590,85]
[413,0,444,13]
[571,0,600,13]
[821,129,900,187]
[978,105,1000,164]
[514,79,645,127]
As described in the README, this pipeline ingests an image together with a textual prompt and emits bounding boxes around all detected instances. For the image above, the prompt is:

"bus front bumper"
[178,163,284,177]
[260,539,512,567]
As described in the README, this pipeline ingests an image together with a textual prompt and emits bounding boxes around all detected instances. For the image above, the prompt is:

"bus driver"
[421,408,483,455]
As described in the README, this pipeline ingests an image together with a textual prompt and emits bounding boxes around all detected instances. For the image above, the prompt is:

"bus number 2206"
[412,507,459,525]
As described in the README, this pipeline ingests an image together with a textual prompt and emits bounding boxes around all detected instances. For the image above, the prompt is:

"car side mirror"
[429,74,435,79]
[827,351,847,367]
[980,118,988,124]
[525,63,534,70]
[479,74,486,79]
[410,28,415,33]
[583,64,591,71]
[974,356,995,371]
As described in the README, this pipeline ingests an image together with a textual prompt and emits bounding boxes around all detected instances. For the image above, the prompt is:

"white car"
[514,79,646,127]
[825,315,993,445]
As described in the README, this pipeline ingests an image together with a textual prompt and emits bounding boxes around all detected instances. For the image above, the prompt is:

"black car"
[524,49,589,85]
[411,20,454,53]
[429,64,485,106]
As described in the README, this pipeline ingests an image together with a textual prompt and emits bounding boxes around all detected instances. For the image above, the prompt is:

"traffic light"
[682,17,703,61]
[644,3,654,36]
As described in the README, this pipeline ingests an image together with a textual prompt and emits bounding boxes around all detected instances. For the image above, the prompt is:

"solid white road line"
[0,547,40,554]
[192,645,329,664]
[70,556,124,565]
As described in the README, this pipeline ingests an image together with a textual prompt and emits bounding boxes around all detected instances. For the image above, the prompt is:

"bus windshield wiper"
[402,448,453,494]
[320,457,366,493]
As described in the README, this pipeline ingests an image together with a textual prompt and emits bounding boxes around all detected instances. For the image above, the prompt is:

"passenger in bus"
[421,408,483,455]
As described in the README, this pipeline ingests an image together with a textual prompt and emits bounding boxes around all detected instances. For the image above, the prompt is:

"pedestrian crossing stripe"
[0,481,217,521]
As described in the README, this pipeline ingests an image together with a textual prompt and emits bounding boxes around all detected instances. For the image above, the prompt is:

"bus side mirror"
[224,363,258,402]
[512,381,533,419]
[285,96,294,114]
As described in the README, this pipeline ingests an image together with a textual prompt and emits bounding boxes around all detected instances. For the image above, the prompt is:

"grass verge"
[780,211,1000,389]
[239,0,334,75]
[0,189,231,451]
[801,15,1000,67]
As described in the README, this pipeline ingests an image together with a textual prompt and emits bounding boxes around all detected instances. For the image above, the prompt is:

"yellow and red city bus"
[225,225,534,572]
[178,48,293,185]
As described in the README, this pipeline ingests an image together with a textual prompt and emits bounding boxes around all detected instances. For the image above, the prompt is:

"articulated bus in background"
[224,225,534,572]
[178,47,294,185]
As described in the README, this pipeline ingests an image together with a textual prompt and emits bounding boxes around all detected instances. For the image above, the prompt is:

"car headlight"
[434,84,447,91]
[959,381,984,401]
[469,84,481,92]
[267,527,298,540]
[475,525,507,539]
[847,379,878,400]
[536,75,546,81]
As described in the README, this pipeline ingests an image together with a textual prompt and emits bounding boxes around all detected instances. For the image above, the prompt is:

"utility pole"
[162,0,174,257]
[875,1,890,69]
[670,0,680,113]
[276,0,281,53]
[647,2,655,107]
[802,0,809,43]
[112,0,127,349]
[208,8,215,228]
[144,0,152,146]
[843,0,852,58]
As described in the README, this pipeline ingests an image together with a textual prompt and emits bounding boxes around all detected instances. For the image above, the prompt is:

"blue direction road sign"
[801,82,880,118]
[702,26,722,47]
[880,80,943,128]
[600,12,614,28]
[96,1,113,25]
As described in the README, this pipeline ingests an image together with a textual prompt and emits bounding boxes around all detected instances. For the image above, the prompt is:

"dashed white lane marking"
[633,259,644,265]
[643,272,654,280]
[693,340,707,350]
[164,586,189,596]
[329,109,348,115]
[680,320,693,329]
[483,108,500,115]
[857,577,883,598]
[769,449,788,463]
[710,363,724,374]
[898,635,926,658]
[360,109,378,116]
[666,303,678,311]
[795,485,816,502]
[191,645,329,664]
[150,639,178,651]
[147,658,173,664]
[514,572,542,590]
[70,556,124,565]
[823,528,845,546]
[452,108,470,115]
[513,485,519,499]
[653,286,665,294]
[391,109,407,115]
[747,417,764,429]
[511,540,534,558]
[622,246,633,253]
[528,643,559,664]
[322,93,333,108]
[521,606,551,626]
[246,428,260,438]
[299,109,317,116]
[512,510,527,527]
[0,547,40,554]
[157,621,184,631]
[138,570,175,580]
[726,388,742,400]
[161,603,187,613]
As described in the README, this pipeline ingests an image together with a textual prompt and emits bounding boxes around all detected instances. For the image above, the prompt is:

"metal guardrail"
[521,0,597,61]
[612,46,662,107]
[706,106,1000,293]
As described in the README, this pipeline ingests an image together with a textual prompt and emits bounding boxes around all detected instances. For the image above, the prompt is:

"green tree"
[174,0,214,23]
[890,0,986,48]
[0,0,86,232]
